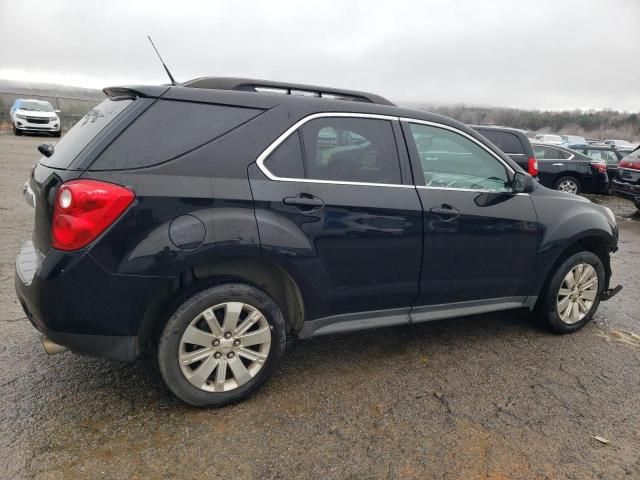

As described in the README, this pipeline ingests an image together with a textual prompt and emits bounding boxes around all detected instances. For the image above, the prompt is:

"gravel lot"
[1,134,639,479]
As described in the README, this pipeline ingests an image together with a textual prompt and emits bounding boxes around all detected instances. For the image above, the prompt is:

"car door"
[248,113,423,335]
[534,144,576,188]
[401,119,538,319]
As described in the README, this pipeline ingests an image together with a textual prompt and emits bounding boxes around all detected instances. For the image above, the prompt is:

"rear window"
[40,98,132,169]
[477,130,524,154]
[90,100,262,170]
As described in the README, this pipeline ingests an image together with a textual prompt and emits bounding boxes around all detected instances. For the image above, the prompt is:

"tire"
[157,283,287,407]
[535,251,604,334]
[13,124,22,136]
[554,176,581,194]
[52,130,61,138]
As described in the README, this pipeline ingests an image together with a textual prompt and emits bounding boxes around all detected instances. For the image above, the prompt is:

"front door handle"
[552,163,564,166]
[429,204,460,220]
[283,194,325,212]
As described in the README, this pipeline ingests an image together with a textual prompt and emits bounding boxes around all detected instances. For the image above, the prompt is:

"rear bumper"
[15,241,169,362]
[611,179,640,205]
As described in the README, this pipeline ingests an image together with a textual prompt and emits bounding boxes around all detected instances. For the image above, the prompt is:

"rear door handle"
[429,204,460,220]
[283,194,324,212]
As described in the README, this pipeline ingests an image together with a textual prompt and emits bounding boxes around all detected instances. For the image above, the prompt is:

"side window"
[601,150,619,164]
[263,132,304,178]
[299,117,401,184]
[584,149,604,161]
[479,130,524,154]
[409,123,510,192]
[544,146,569,159]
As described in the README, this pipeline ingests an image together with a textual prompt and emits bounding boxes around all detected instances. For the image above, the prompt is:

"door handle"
[283,194,324,212]
[429,204,460,220]
[552,163,564,166]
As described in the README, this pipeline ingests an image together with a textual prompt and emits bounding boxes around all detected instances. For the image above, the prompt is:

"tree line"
[415,104,640,141]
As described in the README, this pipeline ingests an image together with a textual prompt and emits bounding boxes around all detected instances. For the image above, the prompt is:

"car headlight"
[16,113,26,119]
[603,206,616,225]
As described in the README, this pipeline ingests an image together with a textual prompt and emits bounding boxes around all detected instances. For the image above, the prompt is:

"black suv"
[15,78,620,407]
[532,142,609,194]
[470,125,539,177]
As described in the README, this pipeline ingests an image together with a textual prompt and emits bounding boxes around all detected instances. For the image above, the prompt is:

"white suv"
[10,99,61,137]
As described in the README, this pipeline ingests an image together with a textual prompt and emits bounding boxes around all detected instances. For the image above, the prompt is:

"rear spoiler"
[103,85,170,100]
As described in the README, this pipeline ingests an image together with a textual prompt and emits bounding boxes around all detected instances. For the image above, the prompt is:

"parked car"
[604,139,632,148]
[560,135,588,148]
[572,144,627,181]
[469,125,539,176]
[10,99,61,137]
[534,133,563,145]
[611,147,640,212]
[15,77,620,407]
[532,143,608,194]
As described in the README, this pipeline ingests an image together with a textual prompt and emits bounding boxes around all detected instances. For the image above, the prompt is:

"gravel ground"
[1,134,639,480]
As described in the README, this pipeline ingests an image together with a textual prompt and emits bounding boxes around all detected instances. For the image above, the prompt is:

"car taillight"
[619,159,640,170]
[527,157,538,176]
[52,179,135,251]
[590,162,607,174]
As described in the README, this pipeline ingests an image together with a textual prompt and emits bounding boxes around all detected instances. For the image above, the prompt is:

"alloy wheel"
[179,302,272,392]
[557,179,578,194]
[556,263,599,324]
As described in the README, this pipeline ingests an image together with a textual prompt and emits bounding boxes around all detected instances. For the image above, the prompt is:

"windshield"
[18,100,54,112]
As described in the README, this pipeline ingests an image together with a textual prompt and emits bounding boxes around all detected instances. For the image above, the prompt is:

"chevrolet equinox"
[15,78,620,406]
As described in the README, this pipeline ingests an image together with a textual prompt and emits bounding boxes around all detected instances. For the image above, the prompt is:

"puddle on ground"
[596,329,640,350]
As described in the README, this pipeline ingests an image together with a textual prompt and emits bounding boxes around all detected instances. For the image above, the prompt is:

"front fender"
[530,189,617,298]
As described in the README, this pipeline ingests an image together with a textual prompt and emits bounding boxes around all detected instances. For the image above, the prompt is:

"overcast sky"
[1,0,639,111]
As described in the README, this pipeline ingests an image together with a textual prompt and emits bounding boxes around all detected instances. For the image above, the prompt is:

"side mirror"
[54,109,61,114]
[513,171,533,193]
[38,143,54,158]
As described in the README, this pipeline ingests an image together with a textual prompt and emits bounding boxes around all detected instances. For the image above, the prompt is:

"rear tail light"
[527,157,538,176]
[619,159,640,170]
[590,162,607,174]
[52,180,135,251]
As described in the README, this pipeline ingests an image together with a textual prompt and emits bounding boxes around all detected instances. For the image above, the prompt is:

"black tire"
[157,283,286,407]
[535,251,604,334]
[554,176,581,194]
[13,124,22,136]
[52,130,61,138]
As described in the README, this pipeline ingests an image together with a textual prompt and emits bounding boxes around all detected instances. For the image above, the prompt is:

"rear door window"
[478,130,524,154]
[90,100,263,170]
[40,98,132,169]
[299,117,401,184]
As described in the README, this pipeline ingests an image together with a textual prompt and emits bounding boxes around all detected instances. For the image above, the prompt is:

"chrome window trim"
[255,112,414,188]
[544,145,574,161]
[255,112,521,192]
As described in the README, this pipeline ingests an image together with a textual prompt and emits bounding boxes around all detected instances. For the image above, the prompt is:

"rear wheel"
[554,176,581,194]
[157,283,286,407]
[535,251,604,333]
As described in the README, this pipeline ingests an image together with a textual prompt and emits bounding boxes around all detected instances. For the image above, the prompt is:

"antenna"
[147,35,177,86]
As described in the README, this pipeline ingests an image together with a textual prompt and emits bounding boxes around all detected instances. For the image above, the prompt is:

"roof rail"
[179,77,395,106]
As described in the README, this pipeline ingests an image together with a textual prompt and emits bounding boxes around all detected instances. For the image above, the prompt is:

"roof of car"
[469,125,528,135]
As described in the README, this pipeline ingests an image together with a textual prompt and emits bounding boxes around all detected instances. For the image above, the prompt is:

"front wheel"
[157,284,286,407]
[535,251,604,333]
[13,123,22,136]
[554,176,581,194]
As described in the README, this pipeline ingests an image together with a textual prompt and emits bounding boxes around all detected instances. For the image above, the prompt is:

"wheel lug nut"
[212,339,220,347]
[214,352,222,359]
[227,352,235,358]
[224,332,232,339]
[233,339,241,346]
